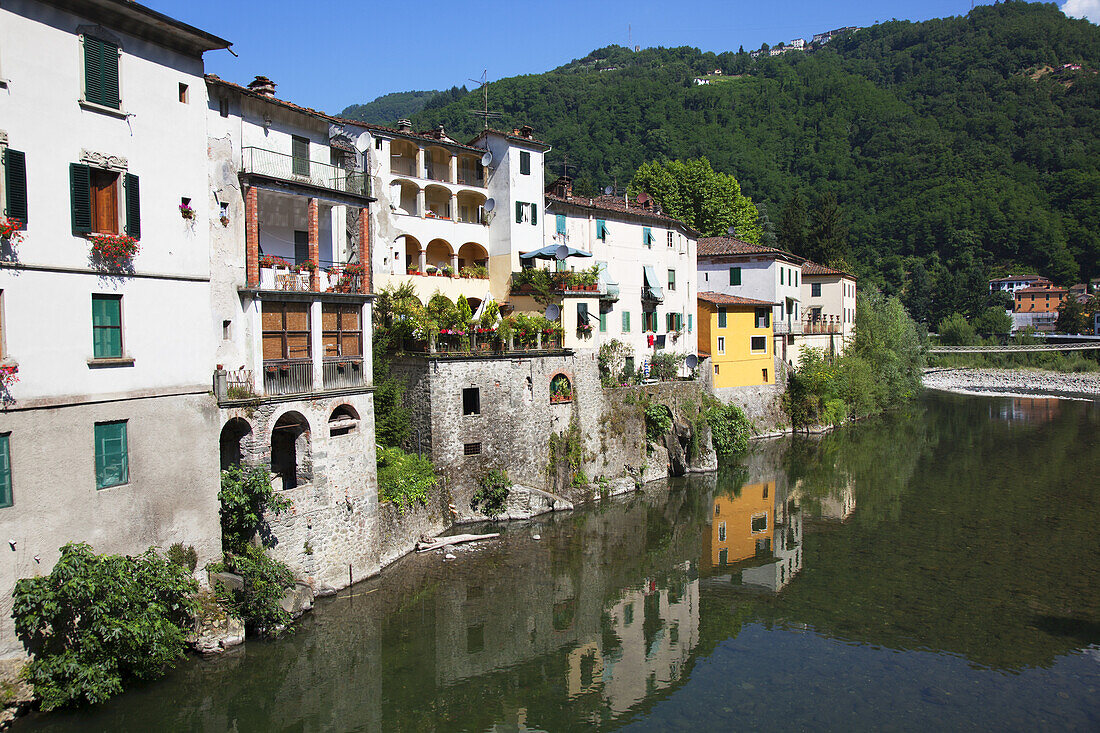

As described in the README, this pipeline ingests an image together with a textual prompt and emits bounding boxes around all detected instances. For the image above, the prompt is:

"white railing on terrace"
[242,147,368,196]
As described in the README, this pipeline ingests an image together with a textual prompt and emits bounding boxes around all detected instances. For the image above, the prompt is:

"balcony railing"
[642,285,664,303]
[323,357,365,389]
[242,147,369,196]
[263,359,313,396]
[773,321,803,335]
[457,171,486,187]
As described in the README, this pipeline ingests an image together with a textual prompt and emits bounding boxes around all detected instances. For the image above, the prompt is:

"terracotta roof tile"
[469,128,551,151]
[1016,286,1067,295]
[545,194,700,236]
[697,292,778,307]
[803,261,856,279]
[697,236,804,262]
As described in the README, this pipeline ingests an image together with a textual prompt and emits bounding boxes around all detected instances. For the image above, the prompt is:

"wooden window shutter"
[124,173,140,239]
[3,149,28,226]
[515,201,523,223]
[70,163,92,235]
[84,36,104,106]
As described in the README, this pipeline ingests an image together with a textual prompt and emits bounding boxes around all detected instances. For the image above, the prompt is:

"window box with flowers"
[577,323,594,336]
[179,203,195,220]
[328,263,364,293]
[549,373,573,404]
[0,363,19,393]
[88,233,140,270]
[1,218,24,264]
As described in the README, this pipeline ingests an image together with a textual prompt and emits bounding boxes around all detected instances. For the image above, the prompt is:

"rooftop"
[697,292,778,307]
[469,127,552,151]
[1016,286,1067,295]
[545,193,700,236]
[698,236,805,263]
[803,261,856,279]
[989,275,1048,283]
[41,0,230,55]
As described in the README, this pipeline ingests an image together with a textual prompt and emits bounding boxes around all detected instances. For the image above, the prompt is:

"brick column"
[358,206,371,294]
[308,197,320,291]
[245,187,259,287]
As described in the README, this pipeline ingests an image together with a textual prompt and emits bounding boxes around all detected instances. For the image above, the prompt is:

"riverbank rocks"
[0,659,33,729]
[500,485,574,521]
[188,590,245,655]
[279,581,315,620]
[923,367,1100,397]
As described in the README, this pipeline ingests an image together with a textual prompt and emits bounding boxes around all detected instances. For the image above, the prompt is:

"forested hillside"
[382,2,1100,322]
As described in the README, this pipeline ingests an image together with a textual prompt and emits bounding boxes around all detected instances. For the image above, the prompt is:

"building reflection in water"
[702,478,803,592]
[992,397,1061,425]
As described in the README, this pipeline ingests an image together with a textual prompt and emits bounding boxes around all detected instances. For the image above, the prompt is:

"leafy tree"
[939,312,979,345]
[1056,296,1088,334]
[629,158,762,239]
[13,543,197,710]
[973,307,1013,335]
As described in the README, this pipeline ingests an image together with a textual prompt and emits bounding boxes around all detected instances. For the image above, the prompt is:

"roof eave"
[42,0,230,55]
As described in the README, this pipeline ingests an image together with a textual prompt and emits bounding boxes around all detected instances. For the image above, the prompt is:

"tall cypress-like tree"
[809,192,849,267]
[778,191,809,256]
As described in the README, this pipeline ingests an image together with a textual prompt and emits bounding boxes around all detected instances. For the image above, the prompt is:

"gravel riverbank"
[923,367,1100,399]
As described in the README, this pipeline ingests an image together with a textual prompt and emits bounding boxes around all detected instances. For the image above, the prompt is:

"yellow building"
[702,481,775,571]
[697,292,775,388]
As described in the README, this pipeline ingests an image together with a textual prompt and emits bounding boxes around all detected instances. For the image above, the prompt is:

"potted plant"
[88,233,140,270]
[0,364,19,391]
[407,266,420,275]
[0,217,24,263]
[179,203,195,220]
[441,265,454,277]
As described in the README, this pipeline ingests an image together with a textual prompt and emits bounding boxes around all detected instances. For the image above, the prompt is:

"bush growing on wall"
[644,403,673,443]
[471,468,510,518]
[377,446,438,512]
[218,465,292,555]
[13,543,198,710]
[704,401,751,457]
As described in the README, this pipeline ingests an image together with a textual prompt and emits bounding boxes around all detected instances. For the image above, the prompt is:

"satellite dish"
[484,198,496,212]
[355,132,372,152]
[727,226,738,237]
[544,304,560,321]
[603,186,614,195]
[685,354,699,369]
[555,244,570,261]
[481,151,493,167]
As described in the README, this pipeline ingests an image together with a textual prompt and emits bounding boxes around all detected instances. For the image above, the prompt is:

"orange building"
[702,481,774,571]
[1014,285,1067,313]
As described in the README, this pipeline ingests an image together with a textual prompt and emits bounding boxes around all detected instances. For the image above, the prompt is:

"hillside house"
[696,293,775,389]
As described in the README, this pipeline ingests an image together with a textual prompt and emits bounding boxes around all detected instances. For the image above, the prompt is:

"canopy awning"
[520,244,594,260]
[643,266,664,300]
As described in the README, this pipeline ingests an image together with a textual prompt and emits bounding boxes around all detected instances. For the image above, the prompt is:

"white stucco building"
[800,261,857,340]
[0,0,230,658]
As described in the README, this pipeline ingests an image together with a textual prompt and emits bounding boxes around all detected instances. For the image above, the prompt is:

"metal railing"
[263,359,313,396]
[773,321,803,335]
[642,286,664,303]
[323,357,365,389]
[457,171,486,187]
[242,147,368,196]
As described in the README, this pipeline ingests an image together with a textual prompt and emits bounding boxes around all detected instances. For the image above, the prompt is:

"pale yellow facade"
[697,300,774,388]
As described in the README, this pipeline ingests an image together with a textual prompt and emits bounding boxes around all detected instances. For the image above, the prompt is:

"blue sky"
[144,0,1093,114]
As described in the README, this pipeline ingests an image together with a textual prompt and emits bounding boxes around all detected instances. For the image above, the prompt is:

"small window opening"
[762,368,768,382]
[464,442,481,456]
[462,387,480,415]
[178,83,188,103]
[219,96,229,117]
[375,138,383,150]
[329,405,359,437]
[222,320,232,340]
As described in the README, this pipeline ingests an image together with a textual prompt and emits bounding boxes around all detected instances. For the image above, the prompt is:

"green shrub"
[471,468,510,518]
[377,446,438,512]
[166,543,198,573]
[13,543,198,710]
[822,399,848,426]
[705,402,751,457]
[219,465,292,555]
[644,403,673,443]
[649,352,685,381]
[938,312,978,346]
[210,544,294,637]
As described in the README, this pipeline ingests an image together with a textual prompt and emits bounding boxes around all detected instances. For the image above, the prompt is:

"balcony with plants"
[510,266,602,298]
[241,146,369,198]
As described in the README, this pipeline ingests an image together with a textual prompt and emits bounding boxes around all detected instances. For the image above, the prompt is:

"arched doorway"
[219,418,252,471]
[271,411,311,490]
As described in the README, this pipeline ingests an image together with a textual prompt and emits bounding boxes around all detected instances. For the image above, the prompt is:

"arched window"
[219,418,252,470]
[329,404,360,437]
[550,373,573,404]
[271,411,311,490]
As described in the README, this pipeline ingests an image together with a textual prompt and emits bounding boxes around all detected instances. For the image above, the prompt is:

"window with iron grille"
[464,442,481,455]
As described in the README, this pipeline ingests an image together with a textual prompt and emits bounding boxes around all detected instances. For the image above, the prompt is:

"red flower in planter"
[0,364,19,389]
[89,234,140,269]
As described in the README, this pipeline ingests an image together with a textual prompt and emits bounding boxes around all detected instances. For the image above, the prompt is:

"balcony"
[773,321,803,335]
[262,359,314,396]
[641,285,664,303]
[258,260,366,294]
[241,147,369,197]
[510,270,601,296]
[323,357,366,389]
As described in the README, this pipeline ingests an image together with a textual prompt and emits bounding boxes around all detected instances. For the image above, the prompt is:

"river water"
[17,391,1100,731]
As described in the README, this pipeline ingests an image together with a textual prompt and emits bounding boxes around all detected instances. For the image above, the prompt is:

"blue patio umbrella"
[519,244,594,260]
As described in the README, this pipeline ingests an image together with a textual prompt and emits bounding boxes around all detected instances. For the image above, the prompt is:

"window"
[514,201,537,225]
[643,310,657,333]
[178,82,188,103]
[293,231,309,265]
[717,307,727,328]
[642,227,654,247]
[780,268,784,286]
[219,96,229,117]
[751,513,768,533]
[519,151,531,175]
[717,336,725,355]
[262,302,311,360]
[667,231,674,248]
[665,313,682,332]
[622,311,631,332]
[91,294,123,359]
[3,148,28,227]
[755,308,770,329]
[0,434,11,508]
[222,320,232,340]
[717,521,727,541]
[291,135,310,177]
[596,219,608,241]
[375,138,383,151]
[762,368,769,382]
[576,302,589,328]
[556,214,566,236]
[812,282,821,297]
[714,364,720,375]
[751,336,767,352]
[718,549,728,566]
[729,267,741,286]
[462,387,480,415]
[667,269,676,291]
[70,165,140,238]
[82,35,120,109]
[464,442,481,456]
[795,271,799,287]
[599,311,607,333]
[322,304,361,357]
[94,421,128,489]
[688,314,693,332]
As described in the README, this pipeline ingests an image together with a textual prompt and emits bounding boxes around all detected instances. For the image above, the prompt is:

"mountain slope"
[340,90,440,125]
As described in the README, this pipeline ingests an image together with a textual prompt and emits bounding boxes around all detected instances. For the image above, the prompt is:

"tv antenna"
[548,153,577,179]
[466,70,503,130]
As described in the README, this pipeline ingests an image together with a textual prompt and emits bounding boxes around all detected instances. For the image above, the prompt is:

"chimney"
[396,119,413,132]
[247,75,276,96]
[519,125,533,139]
[547,176,573,199]
[434,124,446,139]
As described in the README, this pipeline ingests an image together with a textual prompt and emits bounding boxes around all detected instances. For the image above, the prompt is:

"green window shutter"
[292,136,310,177]
[520,151,530,175]
[531,203,537,226]
[780,267,785,285]
[70,163,92,235]
[730,267,741,286]
[0,435,11,508]
[124,173,140,239]
[718,307,727,328]
[599,311,607,332]
[515,201,523,223]
[688,314,693,332]
[101,40,120,109]
[3,149,28,226]
[622,311,630,332]
[643,227,651,247]
[556,214,566,235]
[83,36,104,106]
[94,421,129,489]
[92,295,122,358]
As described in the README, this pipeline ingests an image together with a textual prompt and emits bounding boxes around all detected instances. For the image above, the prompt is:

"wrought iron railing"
[242,147,369,196]
[263,359,313,396]
[323,357,365,389]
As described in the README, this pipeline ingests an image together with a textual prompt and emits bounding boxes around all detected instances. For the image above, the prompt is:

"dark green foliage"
[218,465,291,555]
[12,543,198,710]
[377,446,437,512]
[405,4,1100,289]
[644,403,672,443]
[471,469,510,518]
[339,90,441,125]
[704,402,751,457]
[629,158,762,239]
[938,312,979,345]
[166,543,198,573]
[210,545,294,637]
[649,352,686,381]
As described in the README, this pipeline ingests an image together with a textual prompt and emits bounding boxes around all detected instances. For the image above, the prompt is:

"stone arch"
[425,238,454,271]
[457,241,489,270]
[423,184,452,219]
[219,417,252,471]
[329,404,360,437]
[271,410,312,490]
[550,373,573,404]
[396,234,421,273]
[391,179,420,216]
